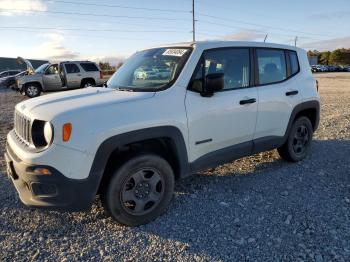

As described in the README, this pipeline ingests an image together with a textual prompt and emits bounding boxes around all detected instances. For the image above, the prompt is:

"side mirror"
[201,73,224,97]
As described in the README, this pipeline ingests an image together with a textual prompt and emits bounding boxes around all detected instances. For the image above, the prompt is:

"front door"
[42,64,61,90]
[185,48,258,165]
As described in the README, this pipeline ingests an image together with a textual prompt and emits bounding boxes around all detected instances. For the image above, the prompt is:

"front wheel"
[278,116,313,162]
[102,154,175,226]
[24,83,41,98]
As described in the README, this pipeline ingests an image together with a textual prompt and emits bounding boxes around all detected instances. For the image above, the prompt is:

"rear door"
[253,48,302,142]
[185,47,258,164]
[64,63,81,88]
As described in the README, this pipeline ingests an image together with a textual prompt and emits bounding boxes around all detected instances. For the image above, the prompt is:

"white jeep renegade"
[5,41,320,226]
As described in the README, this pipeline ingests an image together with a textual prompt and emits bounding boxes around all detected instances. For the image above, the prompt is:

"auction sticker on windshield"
[162,49,188,57]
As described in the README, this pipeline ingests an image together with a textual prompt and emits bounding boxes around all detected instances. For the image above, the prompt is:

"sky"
[0,0,349,64]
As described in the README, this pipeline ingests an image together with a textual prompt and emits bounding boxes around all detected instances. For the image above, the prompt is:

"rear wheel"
[81,79,95,88]
[24,83,41,98]
[102,154,175,226]
[278,116,313,162]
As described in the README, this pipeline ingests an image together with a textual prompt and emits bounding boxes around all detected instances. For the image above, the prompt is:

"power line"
[0,8,190,21]
[22,13,192,32]
[197,20,327,41]
[197,12,336,38]
[44,0,190,13]
[0,28,184,42]
[0,26,190,34]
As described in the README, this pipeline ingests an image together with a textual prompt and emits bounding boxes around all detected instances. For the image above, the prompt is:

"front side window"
[107,47,192,91]
[189,48,250,92]
[46,65,58,75]
[65,64,80,74]
[257,49,286,85]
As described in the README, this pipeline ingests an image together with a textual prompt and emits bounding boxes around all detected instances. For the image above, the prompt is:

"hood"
[17,57,34,73]
[16,87,155,120]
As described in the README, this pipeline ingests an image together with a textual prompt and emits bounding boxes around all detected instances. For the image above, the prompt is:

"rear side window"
[288,51,299,75]
[65,64,80,74]
[80,63,99,72]
[257,49,286,85]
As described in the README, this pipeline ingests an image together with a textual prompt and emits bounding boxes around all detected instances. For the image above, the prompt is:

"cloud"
[0,0,47,16]
[223,30,266,41]
[301,36,350,51]
[309,11,350,20]
[33,33,80,61]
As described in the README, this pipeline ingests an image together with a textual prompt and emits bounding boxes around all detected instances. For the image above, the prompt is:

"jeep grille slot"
[14,110,31,145]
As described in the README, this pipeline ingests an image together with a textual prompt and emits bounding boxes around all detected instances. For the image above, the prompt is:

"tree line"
[307,48,350,65]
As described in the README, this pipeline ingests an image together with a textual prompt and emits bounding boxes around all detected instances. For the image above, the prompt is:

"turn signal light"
[62,123,72,142]
[33,168,51,175]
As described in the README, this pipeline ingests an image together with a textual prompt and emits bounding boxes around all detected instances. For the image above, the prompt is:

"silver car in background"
[16,57,104,98]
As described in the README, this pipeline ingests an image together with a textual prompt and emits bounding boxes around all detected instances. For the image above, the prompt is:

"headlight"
[44,122,53,144]
[31,120,54,148]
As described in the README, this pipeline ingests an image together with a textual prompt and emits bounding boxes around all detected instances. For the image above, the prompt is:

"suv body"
[16,58,104,97]
[5,41,320,225]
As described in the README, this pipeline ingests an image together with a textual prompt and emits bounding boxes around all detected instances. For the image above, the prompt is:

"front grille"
[14,110,31,145]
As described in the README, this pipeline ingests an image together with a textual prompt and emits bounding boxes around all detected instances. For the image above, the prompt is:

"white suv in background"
[5,41,320,226]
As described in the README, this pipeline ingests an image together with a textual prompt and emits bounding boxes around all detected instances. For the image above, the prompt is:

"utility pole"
[294,36,298,47]
[192,0,196,42]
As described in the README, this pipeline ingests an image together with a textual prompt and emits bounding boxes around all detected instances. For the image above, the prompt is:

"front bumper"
[4,142,96,211]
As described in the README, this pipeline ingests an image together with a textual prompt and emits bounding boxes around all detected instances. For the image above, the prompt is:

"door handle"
[77,74,82,76]
[239,98,256,105]
[286,90,298,96]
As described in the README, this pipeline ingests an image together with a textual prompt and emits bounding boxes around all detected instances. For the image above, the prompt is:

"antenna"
[264,34,268,42]
[294,36,298,46]
[192,0,196,42]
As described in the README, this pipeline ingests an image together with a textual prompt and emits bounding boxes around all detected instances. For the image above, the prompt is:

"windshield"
[107,47,192,91]
[35,63,50,74]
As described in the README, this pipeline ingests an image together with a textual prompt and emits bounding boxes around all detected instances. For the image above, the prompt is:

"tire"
[278,116,313,162]
[24,83,41,98]
[102,154,175,226]
[81,79,95,88]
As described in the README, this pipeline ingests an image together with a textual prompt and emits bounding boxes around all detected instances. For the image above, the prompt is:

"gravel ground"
[0,73,349,261]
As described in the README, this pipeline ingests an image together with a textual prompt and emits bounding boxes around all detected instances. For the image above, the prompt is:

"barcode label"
[162,49,188,57]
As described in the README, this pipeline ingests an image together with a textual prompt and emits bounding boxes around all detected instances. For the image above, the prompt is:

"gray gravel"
[0,73,349,261]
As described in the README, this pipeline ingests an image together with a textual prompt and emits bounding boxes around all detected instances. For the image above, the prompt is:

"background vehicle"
[0,70,22,86]
[16,57,104,98]
[5,41,320,226]
[1,71,26,88]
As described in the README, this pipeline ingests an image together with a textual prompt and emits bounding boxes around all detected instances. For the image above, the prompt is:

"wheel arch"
[87,126,189,197]
[81,77,96,87]
[23,81,42,90]
[284,100,320,141]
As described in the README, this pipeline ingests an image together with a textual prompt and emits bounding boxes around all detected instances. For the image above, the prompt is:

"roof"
[150,40,301,51]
